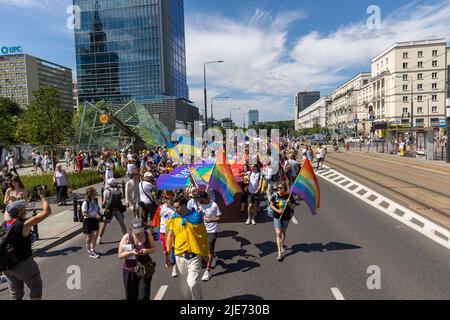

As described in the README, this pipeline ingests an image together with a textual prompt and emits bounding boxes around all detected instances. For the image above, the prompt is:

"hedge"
[0,168,126,205]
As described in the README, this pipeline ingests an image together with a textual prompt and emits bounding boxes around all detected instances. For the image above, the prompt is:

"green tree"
[0,97,22,147]
[16,86,74,169]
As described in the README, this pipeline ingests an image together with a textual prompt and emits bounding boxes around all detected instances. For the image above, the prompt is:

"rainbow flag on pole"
[290,158,320,215]
[208,161,242,206]
[188,165,208,191]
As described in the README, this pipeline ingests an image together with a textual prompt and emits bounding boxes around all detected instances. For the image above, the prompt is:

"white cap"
[144,172,153,178]
[107,178,116,186]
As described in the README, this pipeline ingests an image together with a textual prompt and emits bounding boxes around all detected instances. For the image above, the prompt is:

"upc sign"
[1,46,22,55]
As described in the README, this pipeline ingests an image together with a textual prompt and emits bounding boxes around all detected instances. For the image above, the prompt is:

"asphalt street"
[1,174,449,300]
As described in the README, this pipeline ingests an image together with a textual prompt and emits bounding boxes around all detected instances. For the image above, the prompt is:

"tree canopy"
[0,97,23,147]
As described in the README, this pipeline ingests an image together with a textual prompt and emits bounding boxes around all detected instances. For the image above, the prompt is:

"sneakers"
[245,218,251,225]
[89,250,100,259]
[251,219,256,225]
[0,275,7,284]
[96,237,102,245]
[202,270,211,281]
[171,266,178,278]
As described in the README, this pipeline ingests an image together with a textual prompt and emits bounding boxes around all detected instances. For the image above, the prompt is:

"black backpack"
[108,189,122,210]
[0,220,21,272]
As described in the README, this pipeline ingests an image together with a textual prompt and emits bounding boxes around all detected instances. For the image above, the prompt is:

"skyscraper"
[74,0,195,131]
[294,91,321,114]
[248,109,259,126]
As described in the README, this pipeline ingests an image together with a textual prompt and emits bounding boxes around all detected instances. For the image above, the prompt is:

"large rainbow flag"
[209,161,242,206]
[290,158,320,215]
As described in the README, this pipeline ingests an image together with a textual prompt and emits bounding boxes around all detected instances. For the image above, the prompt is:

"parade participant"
[81,187,101,259]
[125,169,142,219]
[246,164,262,225]
[64,148,71,168]
[239,162,251,214]
[198,191,222,282]
[42,152,50,172]
[139,172,158,229]
[34,152,44,174]
[165,195,209,300]
[3,176,28,205]
[1,188,51,300]
[118,218,156,301]
[53,164,70,206]
[270,183,295,262]
[98,178,127,245]
[7,155,18,176]
[283,152,300,187]
[76,152,84,172]
[315,144,326,170]
[158,191,177,278]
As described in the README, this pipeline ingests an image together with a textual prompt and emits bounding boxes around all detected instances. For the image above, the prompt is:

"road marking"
[317,166,450,249]
[331,288,345,300]
[154,285,168,300]
[410,166,450,176]
[291,216,298,225]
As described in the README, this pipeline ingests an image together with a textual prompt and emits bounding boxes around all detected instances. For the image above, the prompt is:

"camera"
[30,185,48,201]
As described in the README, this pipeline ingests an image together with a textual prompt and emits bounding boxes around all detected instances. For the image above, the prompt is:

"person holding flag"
[269,182,295,262]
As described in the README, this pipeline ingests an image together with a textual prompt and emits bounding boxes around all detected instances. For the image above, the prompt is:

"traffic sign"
[369,115,376,122]
[99,114,110,124]
[354,117,359,124]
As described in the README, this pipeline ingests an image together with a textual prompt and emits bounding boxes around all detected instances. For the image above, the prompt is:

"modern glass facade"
[73,0,189,104]
[295,91,321,114]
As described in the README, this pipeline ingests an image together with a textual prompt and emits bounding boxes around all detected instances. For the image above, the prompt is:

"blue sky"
[1,0,449,125]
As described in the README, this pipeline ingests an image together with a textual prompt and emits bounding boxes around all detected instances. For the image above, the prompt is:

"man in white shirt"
[247,164,262,225]
[139,172,157,229]
[198,192,222,281]
[315,144,325,170]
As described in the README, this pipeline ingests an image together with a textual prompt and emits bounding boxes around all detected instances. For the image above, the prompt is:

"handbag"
[134,259,156,279]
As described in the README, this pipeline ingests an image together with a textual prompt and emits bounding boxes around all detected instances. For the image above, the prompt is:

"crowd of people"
[0,137,328,301]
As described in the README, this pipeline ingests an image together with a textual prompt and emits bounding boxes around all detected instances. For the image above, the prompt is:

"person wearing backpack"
[97,178,127,245]
[1,188,51,300]
[139,172,158,231]
[268,182,295,262]
[283,153,300,187]
[81,187,102,259]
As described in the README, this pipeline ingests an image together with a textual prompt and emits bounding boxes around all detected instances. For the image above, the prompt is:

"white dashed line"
[331,288,345,300]
[154,285,168,300]
[291,216,298,225]
[317,166,450,249]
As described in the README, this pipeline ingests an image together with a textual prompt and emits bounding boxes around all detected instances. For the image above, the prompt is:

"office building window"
[403,96,408,102]
[418,51,423,58]
[417,107,423,113]
[432,83,437,90]
[416,119,424,126]
[417,61,423,68]
[403,74,408,81]
[432,95,437,101]
[417,73,423,80]
[403,62,408,69]
[417,84,423,91]
[432,50,438,57]
[432,106,437,112]
[402,107,408,113]
[403,85,408,91]
[417,96,423,102]
[403,52,408,59]
[432,72,438,79]
[432,60,438,67]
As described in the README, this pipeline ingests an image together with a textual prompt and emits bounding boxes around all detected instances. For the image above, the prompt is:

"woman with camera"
[3,176,28,206]
[118,218,156,300]
[81,187,102,259]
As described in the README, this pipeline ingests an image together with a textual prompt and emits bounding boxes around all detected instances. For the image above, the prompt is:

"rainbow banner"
[188,165,208,191]
[209,161,242,206]
[290,158,320,215]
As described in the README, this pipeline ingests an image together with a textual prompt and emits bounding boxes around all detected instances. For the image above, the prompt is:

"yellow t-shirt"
[166,215,209,257]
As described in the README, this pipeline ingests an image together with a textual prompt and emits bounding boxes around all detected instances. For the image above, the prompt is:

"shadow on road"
[285,242,362,257]
[100,247,118,257]
[35,246,82,258]
[214,259,260,277]
[217,230,239,239]
[223,294,264,300]
[254,241,278,257]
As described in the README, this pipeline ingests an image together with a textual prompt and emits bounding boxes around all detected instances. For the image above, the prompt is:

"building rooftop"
[372,38,446,62]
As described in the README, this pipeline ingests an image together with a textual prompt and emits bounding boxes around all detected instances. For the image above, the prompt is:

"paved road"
[1,175,449,300]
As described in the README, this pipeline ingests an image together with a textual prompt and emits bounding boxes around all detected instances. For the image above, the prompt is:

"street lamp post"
[203,60,223,132]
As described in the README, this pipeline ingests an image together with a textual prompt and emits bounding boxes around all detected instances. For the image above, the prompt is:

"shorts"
[273,218,290,229]
[103,209,124,224]
[248,193,260,204]
[83,218,100,234]
[208,233,217,252]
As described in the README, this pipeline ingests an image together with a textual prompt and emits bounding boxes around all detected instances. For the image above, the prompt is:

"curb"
[33,224,83,256]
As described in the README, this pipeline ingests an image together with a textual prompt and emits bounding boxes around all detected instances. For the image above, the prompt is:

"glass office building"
[73,0,189,104]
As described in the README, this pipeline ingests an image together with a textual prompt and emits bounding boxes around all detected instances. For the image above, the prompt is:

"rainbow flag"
[188,165,208,191]
[290,158,320,215]
[208,161,242,206]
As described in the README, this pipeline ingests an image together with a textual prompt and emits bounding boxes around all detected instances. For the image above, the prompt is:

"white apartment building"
[296,97,330,130]
[371,39,447,128]
[328,72,371,135]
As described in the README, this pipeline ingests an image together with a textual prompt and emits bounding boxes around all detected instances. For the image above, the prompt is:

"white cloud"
[185,2,450,124]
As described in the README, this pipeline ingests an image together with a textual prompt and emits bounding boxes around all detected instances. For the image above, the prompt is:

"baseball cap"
[131,219,145,234]
[144,172,153,178]
[107,178,116,186]
[6,200,26,219]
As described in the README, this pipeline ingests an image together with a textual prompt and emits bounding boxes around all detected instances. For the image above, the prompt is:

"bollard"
[73,195,79,222]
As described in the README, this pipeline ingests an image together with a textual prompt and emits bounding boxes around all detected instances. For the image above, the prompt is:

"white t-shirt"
[160,204,176,234]
[316,148,325,159]
[139,181,155,204]
[81,199,100,218]
[201,201,222,234]
[286,159,299,177]
[248,171,262,194]
[187,198,200,211]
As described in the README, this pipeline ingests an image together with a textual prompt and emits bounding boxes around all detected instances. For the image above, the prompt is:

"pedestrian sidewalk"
[1,177,128,254]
